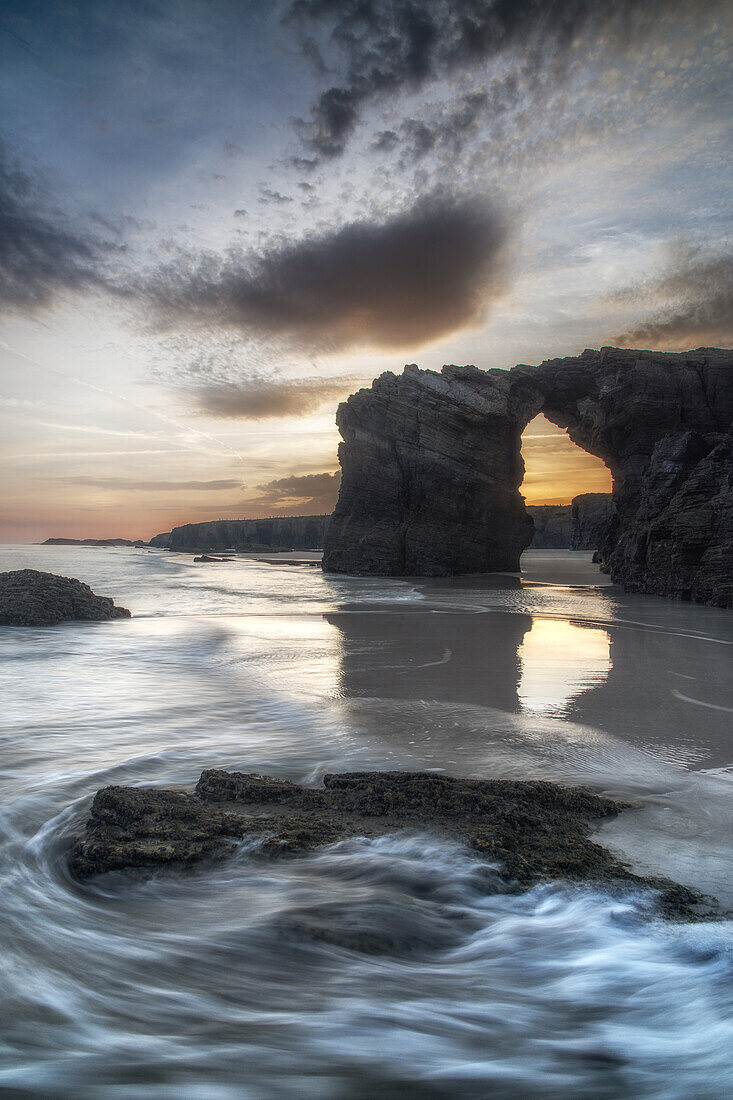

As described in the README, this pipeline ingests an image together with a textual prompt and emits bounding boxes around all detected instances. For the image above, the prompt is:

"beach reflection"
[518,618,611,715]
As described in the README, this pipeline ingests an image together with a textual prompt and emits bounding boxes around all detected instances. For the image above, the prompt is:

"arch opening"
[520,414,613,507]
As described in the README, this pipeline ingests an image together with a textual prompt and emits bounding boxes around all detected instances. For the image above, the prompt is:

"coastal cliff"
[158,514,330,553]
[323,348,733,606]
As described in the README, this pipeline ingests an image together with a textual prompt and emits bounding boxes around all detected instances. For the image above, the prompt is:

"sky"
[1,0,731,541]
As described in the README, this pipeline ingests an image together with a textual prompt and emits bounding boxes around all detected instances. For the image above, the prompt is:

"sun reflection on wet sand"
[518,618,611,715]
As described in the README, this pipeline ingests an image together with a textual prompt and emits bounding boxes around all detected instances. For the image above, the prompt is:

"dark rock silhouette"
[0,570,131,626]
[571,494,616,551]
[323,348,732,606]
[161,514,330,552]
[148,532,172,548]
[42,537,146,547]
[528,504,573,548]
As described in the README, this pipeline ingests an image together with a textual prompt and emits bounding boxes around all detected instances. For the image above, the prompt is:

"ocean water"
[1,545,732,1098]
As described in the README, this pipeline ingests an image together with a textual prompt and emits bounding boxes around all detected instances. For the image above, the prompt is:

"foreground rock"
[71,769,705,918]
[0,570,131,626]
[323,348,733,606]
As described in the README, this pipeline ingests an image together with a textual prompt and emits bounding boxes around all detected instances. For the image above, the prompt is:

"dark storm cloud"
[286,0,722,158]
[50,477,242,491]
[145,195,512,350]
[0,146,112,311]
[613,243,733,348]
[197,376,364,419]
[246,471,341,514]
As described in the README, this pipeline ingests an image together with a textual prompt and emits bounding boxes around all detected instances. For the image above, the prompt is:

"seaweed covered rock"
[0,569,131,626]
[71,769,705,918]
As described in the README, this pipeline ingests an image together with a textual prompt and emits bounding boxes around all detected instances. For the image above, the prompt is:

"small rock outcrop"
[324,348,733,605]
[0,570,131,626]
[70,769,705,919]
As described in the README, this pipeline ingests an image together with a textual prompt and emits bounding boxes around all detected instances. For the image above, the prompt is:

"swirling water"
[1,545,733,1098]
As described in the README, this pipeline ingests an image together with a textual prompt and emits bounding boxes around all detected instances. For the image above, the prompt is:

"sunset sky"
[1,0,731,541]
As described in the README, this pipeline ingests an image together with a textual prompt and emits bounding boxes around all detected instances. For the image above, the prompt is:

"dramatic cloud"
[197,376,364,419]
[50,477,242,491]
[286,0,720,158]
[244,471,341,515]
[146,196,511,350]
[0,146,112,312]
[613,243,733,348]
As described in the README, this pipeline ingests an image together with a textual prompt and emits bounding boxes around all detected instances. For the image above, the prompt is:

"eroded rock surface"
[71,769,704,918]
[572,493,616,550]
[0,569,131,626]
[323,348,733,605]
[323,365,538,574]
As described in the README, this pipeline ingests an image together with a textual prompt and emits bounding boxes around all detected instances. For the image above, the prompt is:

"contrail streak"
[0,341,244,461]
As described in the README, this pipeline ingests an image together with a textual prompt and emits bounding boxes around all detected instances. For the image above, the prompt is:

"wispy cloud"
[285,0,723,159]
[47,477,242,492]
[196,375,364,419]
[613,241,733,348]
[239,470,340,515]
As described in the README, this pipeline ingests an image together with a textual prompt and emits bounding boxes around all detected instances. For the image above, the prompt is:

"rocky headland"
[151,514,330,553]
[70,769,707,919]
[0,570,131,626]
[42,537,146,547]
[323,348,733,606]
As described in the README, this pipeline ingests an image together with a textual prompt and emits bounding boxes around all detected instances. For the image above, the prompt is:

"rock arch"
[323,347,733,607]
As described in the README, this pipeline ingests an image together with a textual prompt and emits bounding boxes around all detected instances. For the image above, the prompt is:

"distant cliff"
[158,515,331,552]
[571,494,616,551]
[527,505,572,548]
[42,538,146,547]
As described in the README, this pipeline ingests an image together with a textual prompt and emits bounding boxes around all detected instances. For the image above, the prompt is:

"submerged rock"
[71,769,705,918]
[0,569,131,626]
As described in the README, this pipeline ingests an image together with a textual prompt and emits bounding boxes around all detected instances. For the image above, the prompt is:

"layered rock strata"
[571,494,616,551]
[323,348,733,606]
[0,569,131,626]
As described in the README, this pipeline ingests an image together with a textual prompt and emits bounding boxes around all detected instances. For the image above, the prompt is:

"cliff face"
[527,496,614,549]
[571,495,616,551]
[324,365,538,575]
[165,515,330,552]
[324,348,733,606]
[527,505,572,548]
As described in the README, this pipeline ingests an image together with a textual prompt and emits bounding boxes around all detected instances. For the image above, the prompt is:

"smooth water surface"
[1,545,732,1097]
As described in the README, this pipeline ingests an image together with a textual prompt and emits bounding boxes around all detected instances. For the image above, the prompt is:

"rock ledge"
[71,769,706,919]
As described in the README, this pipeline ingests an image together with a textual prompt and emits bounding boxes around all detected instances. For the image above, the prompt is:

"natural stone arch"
[323,347,733,607]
